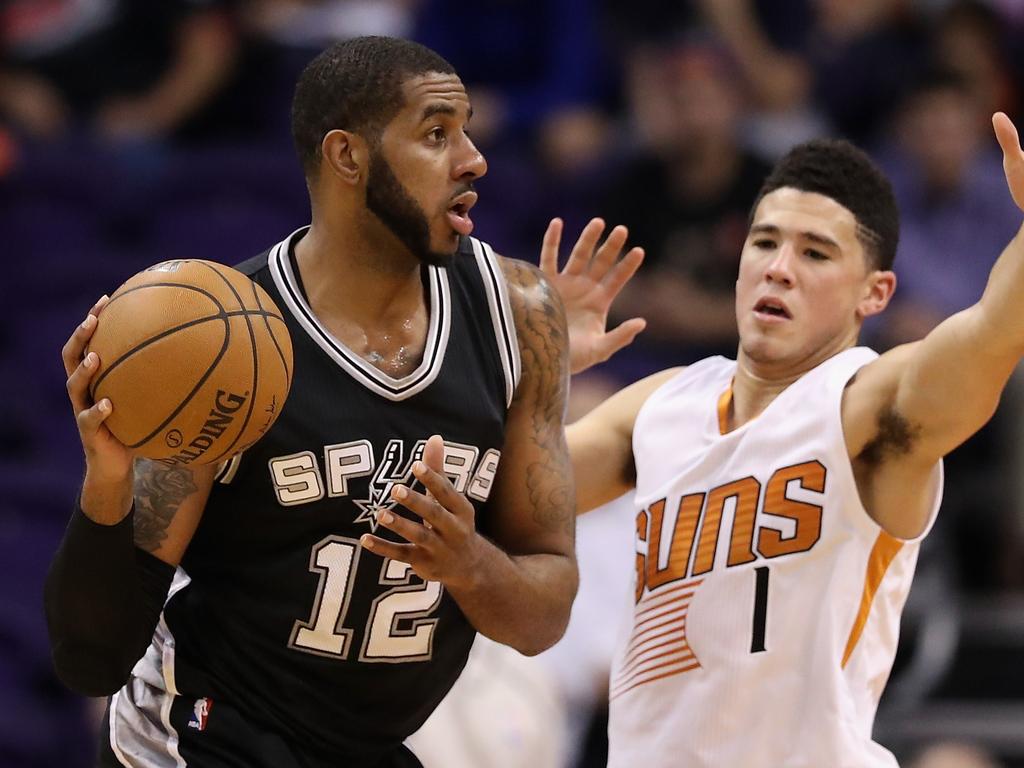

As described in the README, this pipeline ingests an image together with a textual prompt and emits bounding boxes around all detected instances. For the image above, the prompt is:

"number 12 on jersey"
[290,536,443,662]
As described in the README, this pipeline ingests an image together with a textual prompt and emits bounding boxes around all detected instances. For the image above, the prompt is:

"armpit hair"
[857,405,921,467]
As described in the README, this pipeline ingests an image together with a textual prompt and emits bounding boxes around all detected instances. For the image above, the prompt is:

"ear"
[320,129,368,184]
[857,269,896,319]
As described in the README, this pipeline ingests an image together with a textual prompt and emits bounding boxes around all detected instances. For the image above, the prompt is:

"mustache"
[449,183,476,202]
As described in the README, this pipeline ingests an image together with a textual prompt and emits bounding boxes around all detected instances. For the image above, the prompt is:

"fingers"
[89,294,112,317]
[376,507,433,545]
[359,534,417,564]
[76,396,114,441]
[595,318,647,363]
[994,112,1024,209]
[539,218,563,276]
[993,112,1022,159]
[591,225,630,277]
[422,434,445,473]
[565,218,606,276]
[62,295,109,376]
[601,246,645,297]
[66,351,100,414]
[390,482,457,534]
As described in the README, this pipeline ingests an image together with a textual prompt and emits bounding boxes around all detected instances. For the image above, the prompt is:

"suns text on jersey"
[635,460,825,601]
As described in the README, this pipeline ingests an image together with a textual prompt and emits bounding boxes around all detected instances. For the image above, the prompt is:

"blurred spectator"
[242,0,417,45]
[908,740,1005,768]
[601,41,770,377]
[875,70,1019,343]
[698,0,929,146]
[414,0,610,149]
[929,0,1020,121]
[236,1,420,144]
[0,0,239,144]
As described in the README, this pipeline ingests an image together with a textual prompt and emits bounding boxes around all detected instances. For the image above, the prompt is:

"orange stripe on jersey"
[841,531,904,668]
[635,578,702,620]
[611,654,701,700]
[618,638,695,679]
[717,385,733,435]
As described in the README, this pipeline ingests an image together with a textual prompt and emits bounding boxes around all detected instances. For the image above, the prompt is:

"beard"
[365,149,455,267]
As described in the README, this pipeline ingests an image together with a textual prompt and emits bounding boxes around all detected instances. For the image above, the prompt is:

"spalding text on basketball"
[159,389,250,466]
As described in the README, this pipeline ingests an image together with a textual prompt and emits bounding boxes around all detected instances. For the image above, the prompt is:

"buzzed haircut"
[291,36,457,176]
[753,140,900,271]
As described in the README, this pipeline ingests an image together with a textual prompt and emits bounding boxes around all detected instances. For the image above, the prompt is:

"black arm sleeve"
[44,502,175,697]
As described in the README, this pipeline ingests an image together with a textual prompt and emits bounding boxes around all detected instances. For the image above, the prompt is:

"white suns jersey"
[608,348,943,768]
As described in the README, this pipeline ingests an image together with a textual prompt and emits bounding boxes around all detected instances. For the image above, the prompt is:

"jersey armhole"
[469,238,522,408]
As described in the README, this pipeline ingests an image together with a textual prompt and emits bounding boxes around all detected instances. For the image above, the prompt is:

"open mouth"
[753,297,792,320]
[446,192,477,236]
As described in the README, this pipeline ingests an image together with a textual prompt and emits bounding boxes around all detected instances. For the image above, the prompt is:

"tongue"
[447,209,474,236]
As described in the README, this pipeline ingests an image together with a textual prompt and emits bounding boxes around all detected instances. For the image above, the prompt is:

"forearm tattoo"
[133,460,198,552]
[502,258,576,535]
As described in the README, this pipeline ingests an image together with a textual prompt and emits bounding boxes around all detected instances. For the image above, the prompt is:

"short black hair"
[752,139,899,271]
[291,36,457,176]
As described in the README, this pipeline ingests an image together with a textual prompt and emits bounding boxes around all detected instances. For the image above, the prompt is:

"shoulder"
[232,248,273,279]
[842,342,920,458]
[497,255,561,313]
[496,255,567,352]
[579,367,685,438]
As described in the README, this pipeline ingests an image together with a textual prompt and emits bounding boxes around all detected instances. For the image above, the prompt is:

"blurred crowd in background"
[2,0,1024,766]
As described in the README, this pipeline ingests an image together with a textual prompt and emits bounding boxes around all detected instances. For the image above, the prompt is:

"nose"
[764,243,796,286]
[454,135,487,181]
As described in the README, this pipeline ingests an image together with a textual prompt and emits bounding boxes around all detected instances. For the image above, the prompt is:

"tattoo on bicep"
[133,460,198,552]
[502,258,575,535]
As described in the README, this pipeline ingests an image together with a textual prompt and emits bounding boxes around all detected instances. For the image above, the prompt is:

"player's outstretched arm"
[567,367,683,515]
[45,299,215,696]
[843,112,1024,539]
[364,259,578,654]
[540,217,647,375]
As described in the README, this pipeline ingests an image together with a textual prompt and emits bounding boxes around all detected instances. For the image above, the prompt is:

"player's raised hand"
[994,112,1024,212]
[361,435,483,589]
[540,217,646,375]
[61,295,133,482]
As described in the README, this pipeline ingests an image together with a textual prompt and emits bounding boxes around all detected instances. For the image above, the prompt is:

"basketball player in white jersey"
[554,113,1024,767]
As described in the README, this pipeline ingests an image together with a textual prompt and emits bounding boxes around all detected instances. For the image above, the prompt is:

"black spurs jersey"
[104,229,521,767]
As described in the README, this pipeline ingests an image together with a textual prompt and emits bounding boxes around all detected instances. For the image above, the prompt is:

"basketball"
[87,259,294,466]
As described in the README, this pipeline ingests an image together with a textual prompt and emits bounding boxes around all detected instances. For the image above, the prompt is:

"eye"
[805,249,829,261]
[427,126,446,144]
[752,238,776,250]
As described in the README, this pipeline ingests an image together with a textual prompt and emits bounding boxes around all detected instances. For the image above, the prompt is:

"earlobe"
[321,129,364,184]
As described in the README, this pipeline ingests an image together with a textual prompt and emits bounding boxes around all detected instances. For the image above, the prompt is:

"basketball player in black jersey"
[46,37,645,768]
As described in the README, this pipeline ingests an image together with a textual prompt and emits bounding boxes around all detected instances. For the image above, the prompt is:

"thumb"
[597,318,647,362]
[422,434,446,472]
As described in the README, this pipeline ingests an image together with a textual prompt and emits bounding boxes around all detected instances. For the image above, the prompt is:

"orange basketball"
[87,259,293,466]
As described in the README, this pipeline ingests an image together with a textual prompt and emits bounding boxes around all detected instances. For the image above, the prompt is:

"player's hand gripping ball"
[87,259,293,465]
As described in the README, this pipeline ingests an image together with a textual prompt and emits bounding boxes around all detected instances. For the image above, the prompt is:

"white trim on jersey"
[268,227,453,402]
[109,571,192,767]
[214,452,243,485]
[470,238,521,407]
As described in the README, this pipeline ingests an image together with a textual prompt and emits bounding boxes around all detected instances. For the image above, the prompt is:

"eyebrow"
[420,103,473,122]
[749,224,840,250]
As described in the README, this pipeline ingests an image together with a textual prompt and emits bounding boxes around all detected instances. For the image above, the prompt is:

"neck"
[295,216,426,328]
[727,332,857,430]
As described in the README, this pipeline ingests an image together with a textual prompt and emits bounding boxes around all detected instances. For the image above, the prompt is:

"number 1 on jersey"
[751,566,769,653]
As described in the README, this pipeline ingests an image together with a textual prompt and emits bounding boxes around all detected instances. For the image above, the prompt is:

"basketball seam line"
[192,261,260,466]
